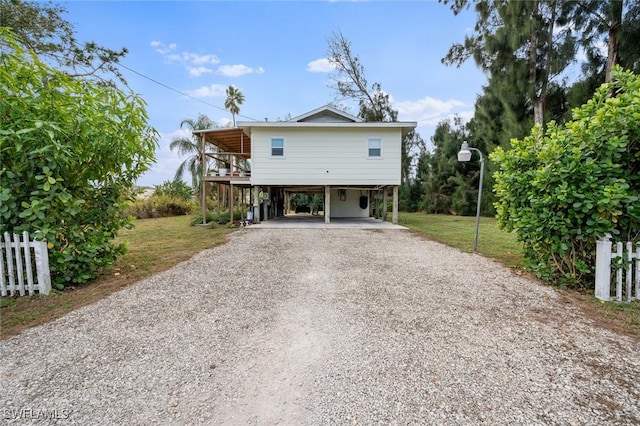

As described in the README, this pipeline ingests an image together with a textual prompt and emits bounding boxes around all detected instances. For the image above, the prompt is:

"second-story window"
[271,138,284,157]
[368,138,382,158]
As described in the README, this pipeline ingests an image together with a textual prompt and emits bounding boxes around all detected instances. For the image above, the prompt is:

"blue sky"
[62,0,487,187]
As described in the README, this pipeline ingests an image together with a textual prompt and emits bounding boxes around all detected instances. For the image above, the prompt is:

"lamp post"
[457,141,484,252]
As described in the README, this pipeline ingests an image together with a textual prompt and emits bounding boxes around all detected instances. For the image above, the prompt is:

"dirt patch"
[557,290,640,339]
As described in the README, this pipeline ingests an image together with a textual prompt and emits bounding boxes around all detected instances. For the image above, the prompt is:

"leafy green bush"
[125,196,196,219]
[0,29,158,289]
[153,180,193,201]
[491,67,639,288]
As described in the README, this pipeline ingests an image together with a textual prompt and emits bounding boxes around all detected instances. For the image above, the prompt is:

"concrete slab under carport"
[248,214,406,230]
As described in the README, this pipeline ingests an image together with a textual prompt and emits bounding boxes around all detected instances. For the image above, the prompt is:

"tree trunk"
[605,0,623,83]
[529,0,543,127]
[536,0,558,129]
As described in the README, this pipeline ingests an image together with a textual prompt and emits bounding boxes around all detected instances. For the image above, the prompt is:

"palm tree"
[169,114,216,198]
[224,85,245,127]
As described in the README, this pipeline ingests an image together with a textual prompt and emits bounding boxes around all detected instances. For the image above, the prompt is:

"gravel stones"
[1,228,639,424]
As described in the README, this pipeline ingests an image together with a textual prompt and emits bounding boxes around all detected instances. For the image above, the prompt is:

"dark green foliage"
[416,117,494,216]
[0,30,158,288]
[491,68,639,288]
[442,0,579,127]
[399,182,424,213]
[290,194,323,211]
[190,210,243,226]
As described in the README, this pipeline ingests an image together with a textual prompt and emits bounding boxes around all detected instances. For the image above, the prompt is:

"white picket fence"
[595,234,640,302]
[0,231,51,296]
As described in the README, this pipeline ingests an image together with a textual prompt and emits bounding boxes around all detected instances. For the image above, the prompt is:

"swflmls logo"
[2,408,71,420]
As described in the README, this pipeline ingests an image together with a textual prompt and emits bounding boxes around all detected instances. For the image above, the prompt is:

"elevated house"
[193,105,416,224]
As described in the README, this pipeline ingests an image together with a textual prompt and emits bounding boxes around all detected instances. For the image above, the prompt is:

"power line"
[67,38,259,122]
[116,62,259,121]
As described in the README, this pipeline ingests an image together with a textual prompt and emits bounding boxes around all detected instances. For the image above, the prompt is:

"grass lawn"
[398,212,639,338]
[1,216,233,339]
[397,213,525,268]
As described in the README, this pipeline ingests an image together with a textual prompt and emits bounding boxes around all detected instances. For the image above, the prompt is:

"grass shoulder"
[1,215,234,339]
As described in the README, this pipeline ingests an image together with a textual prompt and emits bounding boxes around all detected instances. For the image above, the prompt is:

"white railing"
[595,234,639,302]
[0,231,51,296]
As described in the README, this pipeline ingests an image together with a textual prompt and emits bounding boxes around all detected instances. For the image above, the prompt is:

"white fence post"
[23,231,34,295]
[614,241,623,301]
[636,243,640,301]
[595,234,612,301]
[1,231,51,296]
[595,234,639,303]
[0,236,6,297]
[34,239,51,295]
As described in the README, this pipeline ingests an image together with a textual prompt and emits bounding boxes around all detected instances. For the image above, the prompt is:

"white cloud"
[185,84,227,98]
[150,40,220,77]
[183,52,220,65]
[393,96,470,126]
[150,40,177,55]
[307,58,335,73]
[188,66,214,77]
[162,128,193,142]
[217,64,265,77]
[163,51,219,65]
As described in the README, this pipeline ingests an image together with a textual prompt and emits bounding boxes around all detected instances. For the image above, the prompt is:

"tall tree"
[442,0,577,127]
[401,130,426,184]
[170,114,216,200]
[224,86,245,127]
[327,30,425,183]
[420,117,492,216]
[563,1,640,110]
[327,30,399,122]
[0,0,128,85]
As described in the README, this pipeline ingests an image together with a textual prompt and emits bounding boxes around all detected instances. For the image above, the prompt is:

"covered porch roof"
[192,127,251,158]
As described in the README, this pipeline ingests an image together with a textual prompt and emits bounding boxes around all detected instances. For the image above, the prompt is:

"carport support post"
[324,185,331,224]
[201,134,206,225]
[229,184,234,224]
[382,187,388,221]
[284,191,289,215]
[392,185,399,224]
[253,186,260,223]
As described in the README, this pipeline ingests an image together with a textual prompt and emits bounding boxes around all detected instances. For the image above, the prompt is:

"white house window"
[368,138,382,158]
[271,138,284,157]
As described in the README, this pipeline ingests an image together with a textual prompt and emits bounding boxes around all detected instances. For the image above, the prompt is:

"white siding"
[251,127,401,186]
[330,189,369,218]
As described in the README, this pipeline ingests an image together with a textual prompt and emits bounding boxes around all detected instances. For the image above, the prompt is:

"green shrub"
[190,210,243,226]
[125,196,196,219]
[153,180,193,200]
[491,67,639,288]
[0,30,157,289]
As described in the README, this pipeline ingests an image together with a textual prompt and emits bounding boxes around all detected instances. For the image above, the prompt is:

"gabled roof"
[288,105,362,123]
[237,105,416,136]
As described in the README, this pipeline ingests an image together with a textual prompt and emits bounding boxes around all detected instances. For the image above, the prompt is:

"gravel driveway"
[1,228,639,425]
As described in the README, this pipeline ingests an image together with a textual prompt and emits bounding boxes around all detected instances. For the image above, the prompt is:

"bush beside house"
[491,67,639,288]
